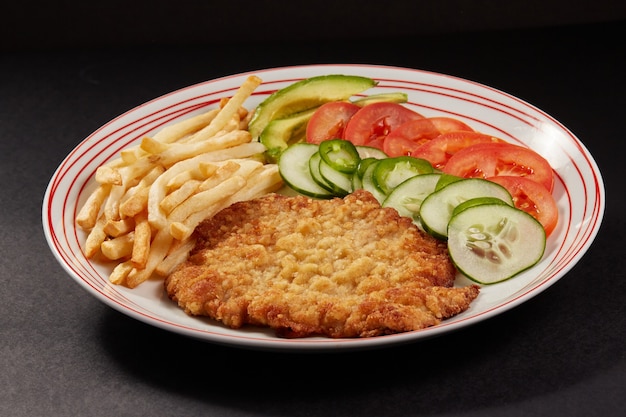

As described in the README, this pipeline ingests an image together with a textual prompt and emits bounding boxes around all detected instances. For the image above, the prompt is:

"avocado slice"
[260,108,317,163]
[351,92,408,106]
[248,74,377,139]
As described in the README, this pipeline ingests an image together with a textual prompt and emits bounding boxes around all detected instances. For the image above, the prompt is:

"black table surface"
[2,20,625,417]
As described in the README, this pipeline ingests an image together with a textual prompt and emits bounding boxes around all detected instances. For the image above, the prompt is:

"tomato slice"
[427,117,474,133]
[382,118,440,157]
[487,175,559,236]
[343,102,424,146]
[443,142,555,192]
[410,131,503,169]
[305,101,360,145]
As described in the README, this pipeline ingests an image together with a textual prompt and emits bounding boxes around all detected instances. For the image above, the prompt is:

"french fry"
[165,162,217,191]
[95,165,122,185]
[155,237,197,276]
[84,217,108,258]
[167,175,247,226]
[125,228,173,288]
[140,136,169,155]
[119,165,165,218]
[131,213,151,269]
[185,75,262,143]
[109,260,134,285]
[103,184,126,222]
[103,218,135,237]
[152,108,219,143]
[157,130,252,168]
[100,232,135,260]
[76,184,111,230]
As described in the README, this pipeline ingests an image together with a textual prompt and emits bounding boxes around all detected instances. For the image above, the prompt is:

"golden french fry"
[120,146,143,164]
[126,229,173,288]
[76,184,112,230]
[140,136,169,154]
[185,75,262,143]
[103,218,135,237]
[155,237,196,276]
[131,214,151,269]
[100,232,135,260]
[95,165,122,185]
[119,165,165,218]
[84,217,108,258]
[103,184,126,222]
[196,160,262,192]
[157,130,252,168]
[167,175,247,224]
[109,260,134,285]
[152,108,219,144]
[165,162,218,191]
[159,180,201,215]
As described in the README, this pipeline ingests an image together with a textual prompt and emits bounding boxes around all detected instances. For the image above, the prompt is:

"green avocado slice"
[260,108,317,163]
[248,74,377,140]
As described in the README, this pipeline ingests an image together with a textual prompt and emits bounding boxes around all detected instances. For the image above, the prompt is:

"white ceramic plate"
[42,64,605,351]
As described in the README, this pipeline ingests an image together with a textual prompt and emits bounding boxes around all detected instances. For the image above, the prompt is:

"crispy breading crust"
[165,189,479,338]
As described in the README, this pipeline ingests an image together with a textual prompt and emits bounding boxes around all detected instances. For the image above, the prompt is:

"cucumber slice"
[420,178,513,239]
[360,160,387,203]
[319,159,353,196]
[308,151,334,192]
[382,173,442,224]
[356,146,388,160]
[435,173,464,191]
[278,143,334,199]
[447,203,546,284]
[452,197,510,217]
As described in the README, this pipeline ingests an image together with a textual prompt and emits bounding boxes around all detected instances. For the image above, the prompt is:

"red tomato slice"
[427,117,474,133]
[343,102,424,146]
[306,101,360,144]
[443,142,555,192]
[410,131,503,169]
[488,175,559,236]
[382,118,440,156]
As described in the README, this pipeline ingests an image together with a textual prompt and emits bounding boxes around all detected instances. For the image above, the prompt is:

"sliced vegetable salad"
[250,74,559,284]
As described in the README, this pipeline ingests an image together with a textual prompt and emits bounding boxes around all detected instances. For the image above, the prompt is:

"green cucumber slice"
[382,173,442,224]
[278,143,334,199]
[435,173,464,191]
[355,146,388,160]
[360,160,387,203]
[308,151,334,192]
[447,203,546,284]
[420,178,513,239]
[319,159,353,196]
[452,197,510,217]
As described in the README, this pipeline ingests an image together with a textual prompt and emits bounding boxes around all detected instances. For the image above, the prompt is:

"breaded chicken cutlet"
[165,189,479,338]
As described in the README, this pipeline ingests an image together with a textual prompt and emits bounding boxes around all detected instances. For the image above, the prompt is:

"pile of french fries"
[75,76,283,288]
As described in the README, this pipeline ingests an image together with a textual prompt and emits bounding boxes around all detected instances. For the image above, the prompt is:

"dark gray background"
[2,2,625,416]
